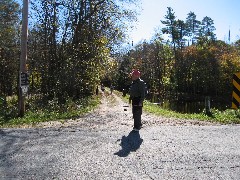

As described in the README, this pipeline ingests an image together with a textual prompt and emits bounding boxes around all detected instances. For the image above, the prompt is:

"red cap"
[131,69,140,77]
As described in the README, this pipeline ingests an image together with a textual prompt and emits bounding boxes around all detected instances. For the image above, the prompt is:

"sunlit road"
[0,94,240,179]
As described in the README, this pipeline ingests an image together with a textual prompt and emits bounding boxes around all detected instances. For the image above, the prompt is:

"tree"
[0,0,20,96]
[28,0,139,102]
[185,11,201,45]
[198,16,216,44]
[161,7,184,96]
[161,7,177,47]
[175,19,187,49]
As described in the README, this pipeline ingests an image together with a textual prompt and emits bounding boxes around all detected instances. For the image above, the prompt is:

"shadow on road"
[114,130,143,157]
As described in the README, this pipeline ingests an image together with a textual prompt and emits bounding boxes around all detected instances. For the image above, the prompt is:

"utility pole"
[18,0,29,117]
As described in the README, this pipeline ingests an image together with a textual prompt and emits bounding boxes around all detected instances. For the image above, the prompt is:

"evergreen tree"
[198,16,216,43]
[185,11,201,45]
[161,7,177,46]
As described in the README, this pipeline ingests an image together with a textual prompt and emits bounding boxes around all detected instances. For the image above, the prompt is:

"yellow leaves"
[97,36,108,45]
[219,50,240,68]
[162,76,171,86]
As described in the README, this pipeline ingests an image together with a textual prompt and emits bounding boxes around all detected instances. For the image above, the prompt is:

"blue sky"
[129,0,240,44]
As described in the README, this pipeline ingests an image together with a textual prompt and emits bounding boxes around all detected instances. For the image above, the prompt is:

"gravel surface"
[0,92,240,179]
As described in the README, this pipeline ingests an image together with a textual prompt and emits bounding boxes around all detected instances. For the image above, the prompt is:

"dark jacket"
[129,78,145,106]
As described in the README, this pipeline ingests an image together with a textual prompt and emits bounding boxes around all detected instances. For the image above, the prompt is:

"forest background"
[1,0,240,125]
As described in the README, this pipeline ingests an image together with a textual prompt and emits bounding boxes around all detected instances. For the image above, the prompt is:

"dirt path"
[33,92,134,130]
[34,91,218,130]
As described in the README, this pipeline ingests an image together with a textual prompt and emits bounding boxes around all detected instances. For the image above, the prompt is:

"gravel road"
[0,92,240,180]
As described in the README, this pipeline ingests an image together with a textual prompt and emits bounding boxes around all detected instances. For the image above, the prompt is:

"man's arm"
[139,81,145,106]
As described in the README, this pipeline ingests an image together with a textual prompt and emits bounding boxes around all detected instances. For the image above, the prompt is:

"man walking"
[129,69,145,131]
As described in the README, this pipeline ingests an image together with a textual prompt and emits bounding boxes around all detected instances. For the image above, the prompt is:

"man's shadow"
[114,130,143,157]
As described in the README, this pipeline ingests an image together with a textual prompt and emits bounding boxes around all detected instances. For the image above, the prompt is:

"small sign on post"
[20,72,29,86]
[20,72,29,96]
[21,86,28,96]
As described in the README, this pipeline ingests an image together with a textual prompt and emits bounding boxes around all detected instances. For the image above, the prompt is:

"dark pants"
[132,106,142,129]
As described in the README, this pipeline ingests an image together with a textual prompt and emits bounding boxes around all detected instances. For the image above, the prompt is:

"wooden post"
[18,0,28,117]
[205,96,211,115]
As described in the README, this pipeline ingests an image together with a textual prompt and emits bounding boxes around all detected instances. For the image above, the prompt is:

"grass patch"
[0,95,101,128]
[121,93,240,124]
